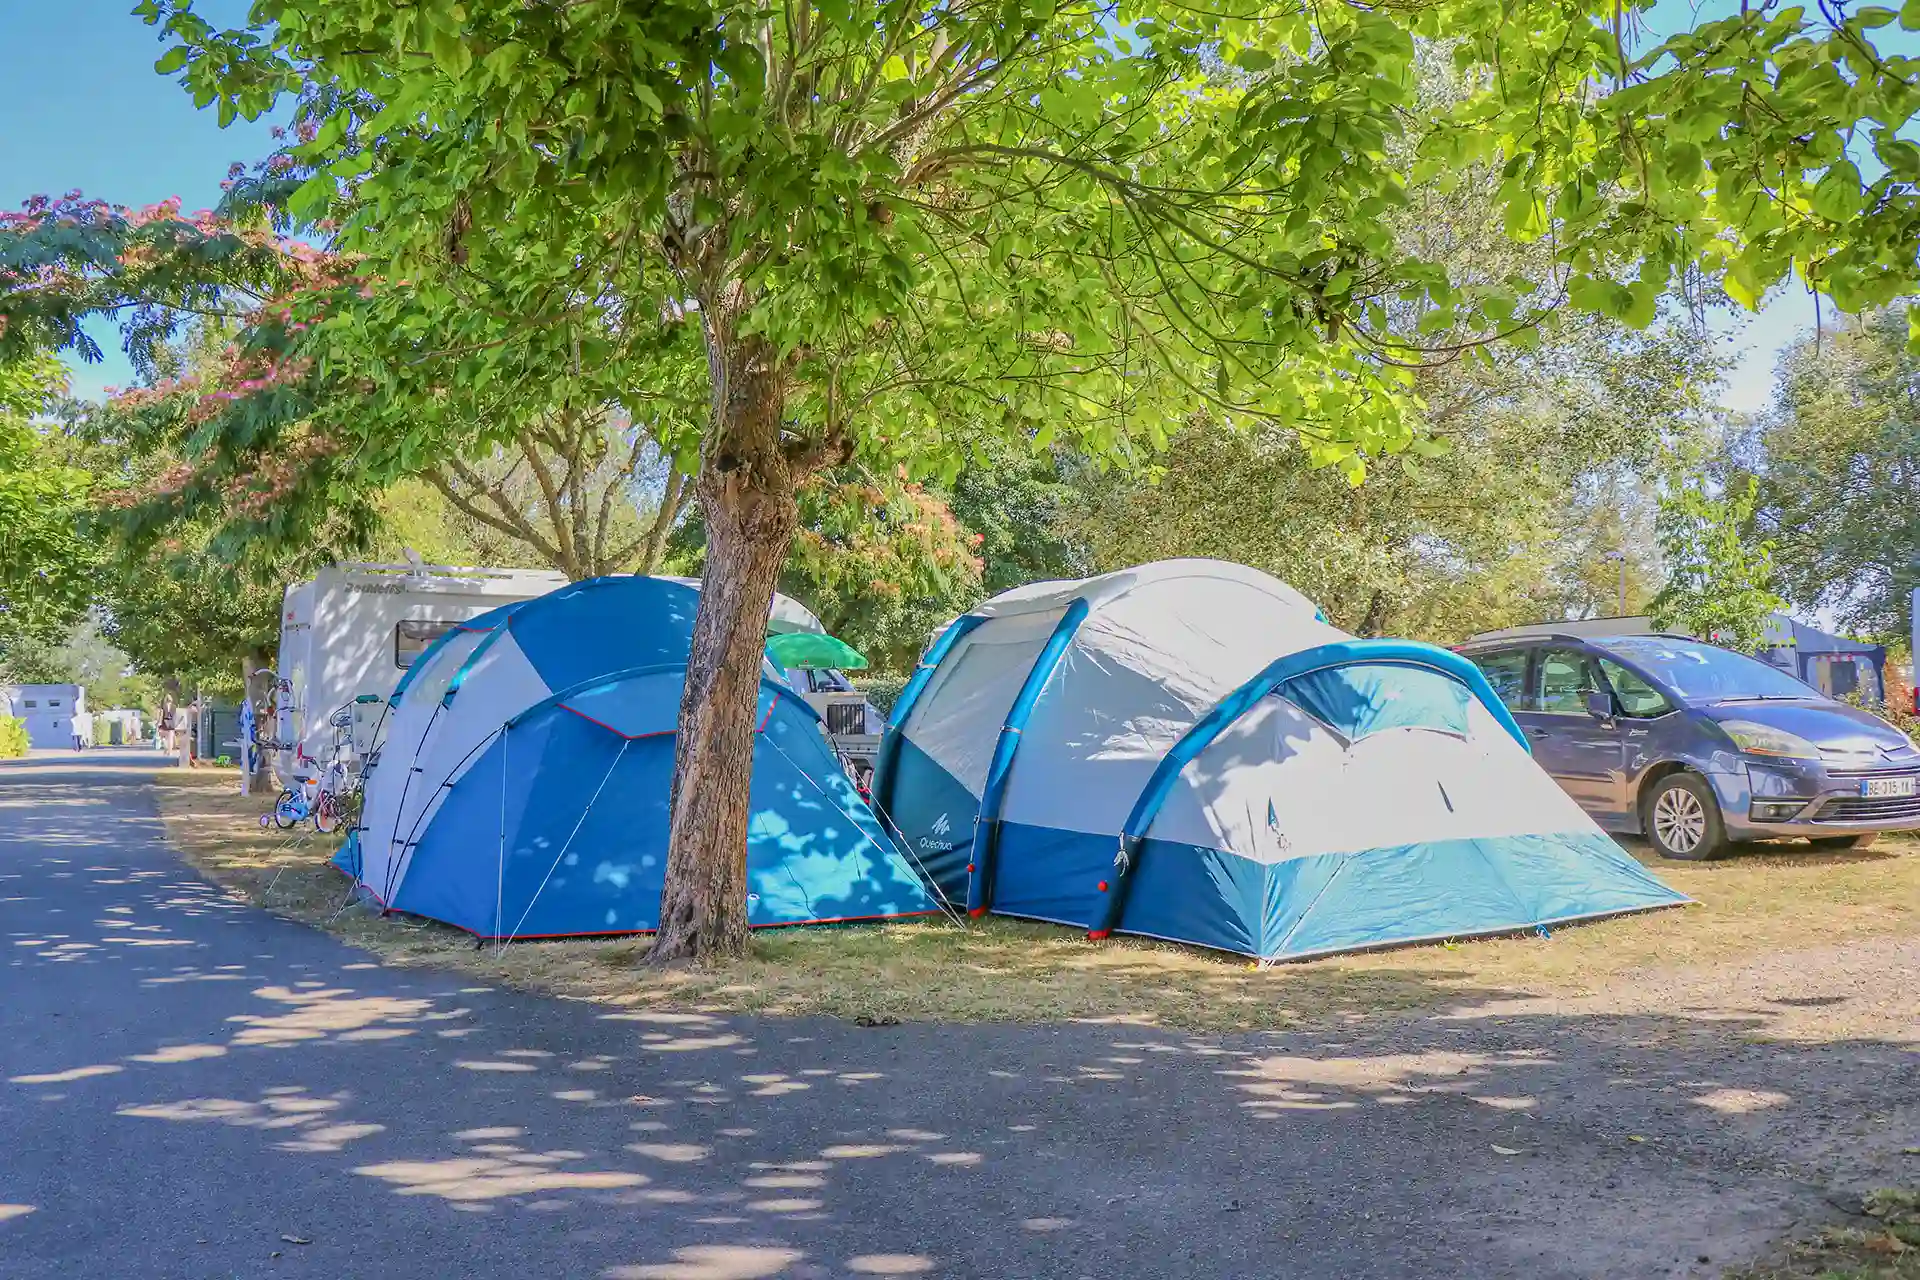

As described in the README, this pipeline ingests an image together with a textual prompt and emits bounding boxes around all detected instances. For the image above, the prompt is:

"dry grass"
[1729,1189,1920,1280]
[152,767,1920,1033]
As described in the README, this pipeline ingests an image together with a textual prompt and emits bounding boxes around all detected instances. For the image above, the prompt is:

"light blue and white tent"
[341,575,938,939]
[872,559,1685,961]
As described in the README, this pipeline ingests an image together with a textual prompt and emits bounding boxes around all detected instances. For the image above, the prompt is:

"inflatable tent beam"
[1089,639,1529,941]
[967,599,1090,916]
[869,613,987,820]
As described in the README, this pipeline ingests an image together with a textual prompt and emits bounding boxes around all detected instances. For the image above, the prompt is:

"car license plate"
[1859,776,1918,798]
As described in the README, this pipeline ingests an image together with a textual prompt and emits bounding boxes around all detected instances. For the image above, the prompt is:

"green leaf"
[153,46,190,75]
[1811,160,1862,222]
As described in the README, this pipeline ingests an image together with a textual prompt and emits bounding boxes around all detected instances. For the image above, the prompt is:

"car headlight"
[1721,720,1822,760]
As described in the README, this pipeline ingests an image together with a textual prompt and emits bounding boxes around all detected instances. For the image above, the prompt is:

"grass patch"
[1730,1189,1920,1279]
[151,767,1919,1032]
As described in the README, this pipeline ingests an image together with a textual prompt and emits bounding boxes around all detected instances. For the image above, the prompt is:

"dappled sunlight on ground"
[604,1246,806,1279]
[1,749,1914,1278]
[226,984,456,1046]
[353,1152,650,1204]
[8,1064,124,1085]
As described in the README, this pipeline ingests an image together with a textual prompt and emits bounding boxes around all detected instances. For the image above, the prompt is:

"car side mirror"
[1585,690,1615,721]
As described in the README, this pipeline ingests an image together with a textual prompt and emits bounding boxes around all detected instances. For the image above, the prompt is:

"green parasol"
[765,632,869,671]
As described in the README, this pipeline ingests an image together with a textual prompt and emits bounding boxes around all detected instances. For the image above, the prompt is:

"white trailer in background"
[273,561,568,787]
[0,684,86,750]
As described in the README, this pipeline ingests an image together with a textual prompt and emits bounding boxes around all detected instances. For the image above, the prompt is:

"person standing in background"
[178,700,198,769]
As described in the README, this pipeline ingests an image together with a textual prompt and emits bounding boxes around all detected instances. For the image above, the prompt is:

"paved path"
[1,754,1913,1279]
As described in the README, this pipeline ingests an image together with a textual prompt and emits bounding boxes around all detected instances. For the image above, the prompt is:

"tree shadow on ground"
[2,756,1914,1280]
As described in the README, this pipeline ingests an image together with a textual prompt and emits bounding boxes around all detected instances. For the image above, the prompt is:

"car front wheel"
[1643,773,1727,861]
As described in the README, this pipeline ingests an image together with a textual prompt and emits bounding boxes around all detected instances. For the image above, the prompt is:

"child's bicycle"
[261,706,361,834]
[264,760,357,833]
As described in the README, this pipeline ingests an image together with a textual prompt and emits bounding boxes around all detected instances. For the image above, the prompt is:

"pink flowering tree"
[0,160,708,580]
[0,189,304,375]
[782,475,986,670]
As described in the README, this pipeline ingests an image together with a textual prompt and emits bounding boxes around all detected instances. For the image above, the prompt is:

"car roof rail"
[1458,631,1592,648]
[1462,629,1702,650]
[1598,631,1700,643]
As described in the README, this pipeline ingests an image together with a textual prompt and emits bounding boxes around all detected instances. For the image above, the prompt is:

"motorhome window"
[23,700,36,709]
[47,699,60,708]
[394,620,458,669]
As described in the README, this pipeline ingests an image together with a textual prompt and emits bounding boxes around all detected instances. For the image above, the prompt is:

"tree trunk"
[651,333,800,965]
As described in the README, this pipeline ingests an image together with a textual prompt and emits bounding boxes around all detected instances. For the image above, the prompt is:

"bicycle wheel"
[314,792,341,834]
[272,789,301,830]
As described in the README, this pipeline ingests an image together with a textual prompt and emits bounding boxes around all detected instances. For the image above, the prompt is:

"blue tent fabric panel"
[506,577,703,691]
[332,829,361,880]
[493,727,675,938]
[1121,837,1267,956]
[1281,663,1472,740]
[981,823,1685,960]
[1458,831,1690,925]
[878,734,983,903]
[385,697,936,939]
[389,727,520,932]
[758,705,902,868]
[988,823,1266,956]
[1259,831,1687,960]
[749,706,935,924]
[558,674,789,740]
[971,823,1685,961]
[986,822,1114,928]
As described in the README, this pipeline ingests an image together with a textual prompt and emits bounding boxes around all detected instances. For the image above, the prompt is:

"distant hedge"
[850,674,909,716]
[0,716,29,759]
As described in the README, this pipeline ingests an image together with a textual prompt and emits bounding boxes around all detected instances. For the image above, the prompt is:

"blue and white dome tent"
[342,575,937,939]
[872,559,1685,961]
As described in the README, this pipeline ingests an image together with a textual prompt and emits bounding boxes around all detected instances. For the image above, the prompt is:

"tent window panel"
[1281,664,1472,740]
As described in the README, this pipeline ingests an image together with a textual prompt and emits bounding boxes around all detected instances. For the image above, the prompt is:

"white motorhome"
[274,561,567,785]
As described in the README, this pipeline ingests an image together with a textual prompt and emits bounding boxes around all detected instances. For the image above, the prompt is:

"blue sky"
[0,0,277,399]
[0,0,1827,411]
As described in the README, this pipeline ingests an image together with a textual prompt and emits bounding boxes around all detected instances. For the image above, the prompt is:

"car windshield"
[1594,637,1818,702]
